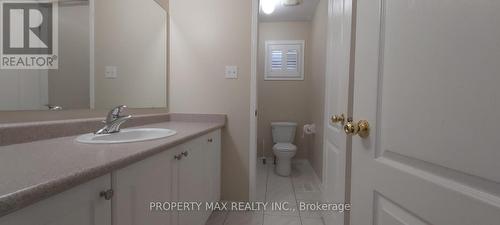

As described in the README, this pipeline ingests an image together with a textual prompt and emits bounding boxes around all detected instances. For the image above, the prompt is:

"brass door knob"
[344,119,370,138]
[330,114,345,125]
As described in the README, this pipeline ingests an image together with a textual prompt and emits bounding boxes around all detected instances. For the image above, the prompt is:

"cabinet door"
[0,175,111,225]
[207,130,221,202]
[177,130,221,225]
[177,139,209,225]
[113,148,178,225]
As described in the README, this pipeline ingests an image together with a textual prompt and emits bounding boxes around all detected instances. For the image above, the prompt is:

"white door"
[350,0,500,224]
[0,70,48,110]
[322,0,354,224]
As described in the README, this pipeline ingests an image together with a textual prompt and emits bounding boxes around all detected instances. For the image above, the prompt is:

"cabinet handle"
[208,138,213,143]
[99,189,113,200]
[174,154,183,160]
[181,151,189,157]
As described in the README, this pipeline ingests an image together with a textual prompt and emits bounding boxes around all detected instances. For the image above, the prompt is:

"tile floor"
[206,159,325,225]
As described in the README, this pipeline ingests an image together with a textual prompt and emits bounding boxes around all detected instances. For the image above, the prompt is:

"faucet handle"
[106,105,128,122]
[111,105,127,117]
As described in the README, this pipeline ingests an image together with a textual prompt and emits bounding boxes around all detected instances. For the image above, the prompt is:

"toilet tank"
[271,122,298,143]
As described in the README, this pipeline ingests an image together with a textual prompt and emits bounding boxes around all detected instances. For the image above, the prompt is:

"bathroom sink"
[76,128,177,144]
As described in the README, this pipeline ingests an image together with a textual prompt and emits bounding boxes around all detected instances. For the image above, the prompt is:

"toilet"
[271,122,298,176]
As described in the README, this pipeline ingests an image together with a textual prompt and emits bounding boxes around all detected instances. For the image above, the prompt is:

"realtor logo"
[0,1,58,69]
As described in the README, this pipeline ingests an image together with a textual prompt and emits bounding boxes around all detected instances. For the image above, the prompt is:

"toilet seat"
[273,143,297,152]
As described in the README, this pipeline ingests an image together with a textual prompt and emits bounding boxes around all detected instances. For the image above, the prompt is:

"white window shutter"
[285,49,298,72]
[265,40,304,80]
[271,49,283,71]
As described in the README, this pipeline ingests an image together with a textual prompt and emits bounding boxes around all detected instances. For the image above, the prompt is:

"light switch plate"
[225,66,238,79]
[105,66,117,79]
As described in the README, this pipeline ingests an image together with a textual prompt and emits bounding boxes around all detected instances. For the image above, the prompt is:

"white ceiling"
[259,0,321,22]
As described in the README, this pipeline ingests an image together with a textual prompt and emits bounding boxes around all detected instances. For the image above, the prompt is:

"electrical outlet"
[225,66,238,79]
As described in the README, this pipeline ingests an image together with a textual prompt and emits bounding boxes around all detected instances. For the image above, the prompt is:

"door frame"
[249,0,259,201]
[321,0,358,224]
[345,0,358,224]
[89,0,95,109]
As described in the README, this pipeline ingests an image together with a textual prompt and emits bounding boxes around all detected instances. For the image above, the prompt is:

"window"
[265,40,305,80]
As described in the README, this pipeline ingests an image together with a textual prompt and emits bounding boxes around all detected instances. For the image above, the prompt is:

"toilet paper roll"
[302,124,316,137]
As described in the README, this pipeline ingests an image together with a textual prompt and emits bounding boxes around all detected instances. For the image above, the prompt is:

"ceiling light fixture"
[261,0,277,14]
[281,0,302,6]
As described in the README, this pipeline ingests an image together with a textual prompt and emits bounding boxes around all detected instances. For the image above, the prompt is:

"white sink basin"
[76,128,177,144]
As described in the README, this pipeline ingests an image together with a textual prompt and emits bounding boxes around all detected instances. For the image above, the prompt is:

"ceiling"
[259,0,321,22]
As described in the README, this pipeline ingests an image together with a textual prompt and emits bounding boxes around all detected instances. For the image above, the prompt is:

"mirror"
[0,0,167,111]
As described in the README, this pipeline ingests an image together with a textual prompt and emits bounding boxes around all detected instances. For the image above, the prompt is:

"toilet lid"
[273,143,297,151]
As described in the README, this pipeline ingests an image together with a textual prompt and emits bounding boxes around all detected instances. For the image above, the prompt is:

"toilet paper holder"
[302,124,316,137]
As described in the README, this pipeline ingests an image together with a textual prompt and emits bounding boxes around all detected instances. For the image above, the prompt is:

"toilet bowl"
[271,122,298,177]
[273,143,297,176]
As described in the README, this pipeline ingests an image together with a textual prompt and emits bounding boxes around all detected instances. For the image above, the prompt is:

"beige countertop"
[0,115,225,217]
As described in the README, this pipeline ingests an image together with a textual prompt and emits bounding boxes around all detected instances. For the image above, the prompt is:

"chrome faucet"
[46,104,63,111]
[95,105,132,135]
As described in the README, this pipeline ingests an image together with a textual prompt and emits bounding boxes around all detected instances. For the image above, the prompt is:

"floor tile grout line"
[262,160,270,225]
[214,160,325,225]
[260,160,324,225]
[260,210,265,225]
[295,160,326,225]
[221,210,229,225]
[290,163,304,225]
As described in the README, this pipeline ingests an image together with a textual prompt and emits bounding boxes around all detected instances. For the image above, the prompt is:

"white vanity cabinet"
[0,129,221,225]
[0,175,112,225]
[113,129,221,225]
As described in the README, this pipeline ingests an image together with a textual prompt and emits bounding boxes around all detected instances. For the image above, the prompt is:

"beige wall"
[169,0,252,200]
[257,22,312,159]
[94,0,167,109]
[308,0,328,179]
[48,4,90,109]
